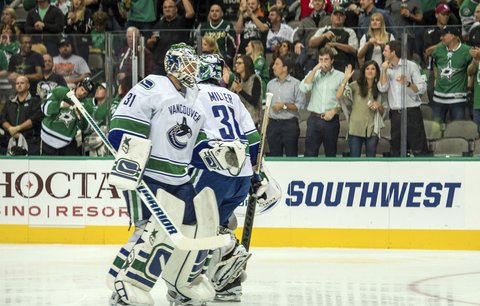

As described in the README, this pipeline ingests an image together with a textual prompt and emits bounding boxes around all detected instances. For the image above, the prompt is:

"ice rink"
[1,245,479,306]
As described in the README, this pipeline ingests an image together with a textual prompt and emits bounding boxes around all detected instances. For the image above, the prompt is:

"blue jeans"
[431,101,465,123]
[348,134,378,157]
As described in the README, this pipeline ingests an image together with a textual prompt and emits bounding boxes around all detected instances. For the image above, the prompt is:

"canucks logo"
[167,117,192,150]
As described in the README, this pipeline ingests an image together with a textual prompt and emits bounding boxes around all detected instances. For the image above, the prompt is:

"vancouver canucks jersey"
[41,86,94,149]
[109,75,206,185]
[432,43,472,104]
[193,83,260,177]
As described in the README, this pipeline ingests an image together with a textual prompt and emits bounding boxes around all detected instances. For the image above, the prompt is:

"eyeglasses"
[440,12,450,16]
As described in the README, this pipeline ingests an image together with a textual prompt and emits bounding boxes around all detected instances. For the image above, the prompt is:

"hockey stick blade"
[66,91,230,251]
[241,92,273,251]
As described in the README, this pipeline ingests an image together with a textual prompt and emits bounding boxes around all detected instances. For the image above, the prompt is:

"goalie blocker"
[108,134,152,190]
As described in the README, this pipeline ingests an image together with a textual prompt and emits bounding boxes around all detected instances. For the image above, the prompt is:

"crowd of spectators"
[0,0,479,158]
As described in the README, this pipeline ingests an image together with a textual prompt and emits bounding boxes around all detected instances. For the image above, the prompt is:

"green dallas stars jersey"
[432,43,472,104]
[40,86,94,149]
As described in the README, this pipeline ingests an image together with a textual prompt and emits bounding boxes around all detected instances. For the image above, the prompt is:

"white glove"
[199,139,247,176]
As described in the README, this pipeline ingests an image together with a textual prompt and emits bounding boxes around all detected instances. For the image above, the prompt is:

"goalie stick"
[241,92,273,252]
[66,91,230,251]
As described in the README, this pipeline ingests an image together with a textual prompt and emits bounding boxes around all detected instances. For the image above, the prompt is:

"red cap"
[435,3,451,14]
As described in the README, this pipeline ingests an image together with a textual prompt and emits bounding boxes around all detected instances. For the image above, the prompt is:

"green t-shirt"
[129,0,156,23]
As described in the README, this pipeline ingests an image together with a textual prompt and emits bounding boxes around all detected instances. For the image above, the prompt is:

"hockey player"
[40,77,95,155]
[106,43,238,306]
[191,54,281,302]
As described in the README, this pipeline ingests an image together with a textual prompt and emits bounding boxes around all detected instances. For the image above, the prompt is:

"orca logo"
[167,117,192,150]
[115,158,140,177]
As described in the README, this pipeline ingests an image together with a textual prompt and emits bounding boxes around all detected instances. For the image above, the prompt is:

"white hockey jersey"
[109,75,206,185]
[195,83,259,177]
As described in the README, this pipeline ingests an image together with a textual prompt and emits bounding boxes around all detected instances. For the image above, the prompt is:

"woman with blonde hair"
[245,39,269,97]
[64,0,93,62]
[201,36,220,55]
[0,7,21,39]
[357,12,395,67]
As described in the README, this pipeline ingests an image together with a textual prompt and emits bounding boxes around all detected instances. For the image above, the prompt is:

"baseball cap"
[58,37,71,47]
[441,25,461,37]
[435,3,451,14]
[332,6,345,15]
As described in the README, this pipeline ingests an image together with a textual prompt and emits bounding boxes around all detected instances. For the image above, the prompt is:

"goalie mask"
[164,43,199,89]
[198,53,224,82]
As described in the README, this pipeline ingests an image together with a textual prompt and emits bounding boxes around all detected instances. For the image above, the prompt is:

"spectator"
[266,55,306,156]
[271,0,296,23]
[199,3,236,67]
[229,54,263,126]
[83,82,113,156]
[0,23,20,57]
[266,6,294,53]
[117,26,154,86]
[1,75,43,155]
[468,45,480,131]
[337,61,387,157]
[64,0,93,62]
[146,0,195,75]
[378,40,429,157]
[53,36,91,87]
[0,50,8,111]
[460,0,479,38]
[423,3,452,104]
[384,0,423,59]
[293,0,331,74]
[124,0,157,32]
[309,6,358,73]
[24,0,64,57]
[8,33,44,96]
[234,0,270,53]
[0,23,19,105]
[245,39,269,98]
[431,26,471,123]
[90,9,108,55]
[299,47,344,157]
[102,0,126,30]
[201,36,220,54]
[468,3,480,47]
[37,53,67,100]
[270,40,304,80]
[1,7,22,40]
[40,77,94,155]
[357,12,395,68]
[357,0,396,40]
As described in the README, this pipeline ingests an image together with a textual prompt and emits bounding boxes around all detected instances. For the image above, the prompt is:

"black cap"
[58,37,72,47]
[441,26,461,37]
[332,6,346,15]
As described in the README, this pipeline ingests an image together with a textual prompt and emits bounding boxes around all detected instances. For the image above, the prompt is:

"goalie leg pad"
[162,187,219,304]
[206,227,251,291]
[108,134,152,190]
[108,191,186,304]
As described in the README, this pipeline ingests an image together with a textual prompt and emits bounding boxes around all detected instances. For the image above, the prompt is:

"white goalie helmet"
[198,53,224,82]
[164,43,199,89]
